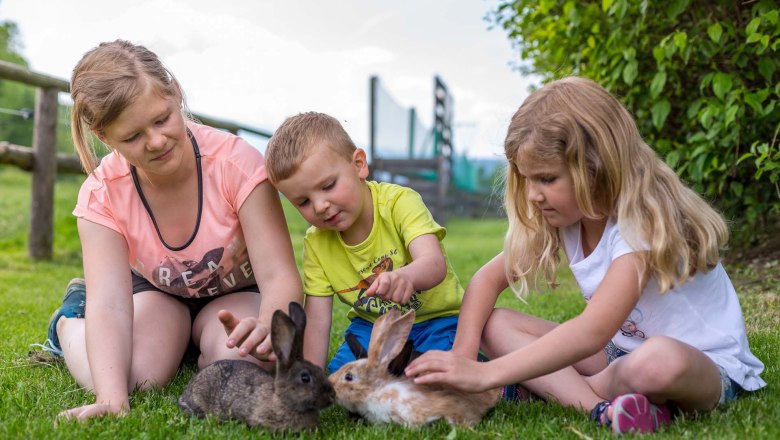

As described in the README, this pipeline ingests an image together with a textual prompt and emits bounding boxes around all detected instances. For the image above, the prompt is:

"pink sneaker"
[610,393,673,434]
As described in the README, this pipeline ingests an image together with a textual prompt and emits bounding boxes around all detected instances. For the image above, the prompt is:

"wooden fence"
[0,60,271,260]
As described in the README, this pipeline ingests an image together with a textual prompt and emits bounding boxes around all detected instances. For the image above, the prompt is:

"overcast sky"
[0,0,538,158]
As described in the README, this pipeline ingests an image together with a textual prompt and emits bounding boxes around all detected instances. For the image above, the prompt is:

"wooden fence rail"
[0,60,271,260]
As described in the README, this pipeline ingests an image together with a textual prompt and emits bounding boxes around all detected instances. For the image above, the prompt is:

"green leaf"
[602,0,614,12]
[747,32,764,44]
[765,10,779,25]
[687,99,704,119]
[653,46,665,64]
[731,181,743,197]
[712,72,732,99]
[699,105,715,128]
[650,71,667,98]
[673,31,688,52]
[746,17,762,36]
[666,0,690,19]
[758,58,775,82]
[666,150,681,168]
[724,105,738,128]
[763,101,776,117]
[623,60,638,84]
[707,23,723,43]
[651,99,671,130]
[737,152,755,164]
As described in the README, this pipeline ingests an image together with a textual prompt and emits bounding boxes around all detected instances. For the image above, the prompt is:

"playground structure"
[368,75,503,225]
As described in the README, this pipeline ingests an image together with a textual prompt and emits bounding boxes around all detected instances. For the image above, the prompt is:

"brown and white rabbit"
[329,308,500,427]
[178,302,335,432]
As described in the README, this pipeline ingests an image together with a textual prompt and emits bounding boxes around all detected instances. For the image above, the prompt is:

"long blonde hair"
[69,40,187,173]
[503,76,728,297]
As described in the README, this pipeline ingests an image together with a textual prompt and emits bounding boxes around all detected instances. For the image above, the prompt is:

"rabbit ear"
[387,339,414,377]
[287,302,306,360]
[271,309,296,369]
[367,308,415,368]
[346,332,368,359]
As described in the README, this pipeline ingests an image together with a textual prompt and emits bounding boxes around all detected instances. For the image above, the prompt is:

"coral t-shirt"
[73,122,267,298]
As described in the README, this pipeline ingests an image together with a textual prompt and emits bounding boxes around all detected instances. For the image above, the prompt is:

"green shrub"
[489,0,780,239]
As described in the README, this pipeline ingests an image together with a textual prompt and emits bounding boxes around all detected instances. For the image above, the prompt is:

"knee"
[481,308,515,346]
[129,354,181,390]
[130,369,176,391]
[619,337,689,393]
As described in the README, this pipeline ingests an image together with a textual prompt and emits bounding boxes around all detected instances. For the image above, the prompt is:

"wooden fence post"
[29,87,59,260]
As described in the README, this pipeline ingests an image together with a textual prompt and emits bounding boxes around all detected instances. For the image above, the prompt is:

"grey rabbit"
[178,302,335,432]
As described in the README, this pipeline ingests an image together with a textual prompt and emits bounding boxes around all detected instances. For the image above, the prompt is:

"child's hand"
[218,310,277,362]
[405,350,490,393]
[364,272,415,304]
[58,400,129,421]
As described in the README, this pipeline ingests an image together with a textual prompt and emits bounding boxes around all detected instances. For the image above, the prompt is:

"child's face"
[275,145,371,237]
[515,157,583,228]
[97,84,188,178]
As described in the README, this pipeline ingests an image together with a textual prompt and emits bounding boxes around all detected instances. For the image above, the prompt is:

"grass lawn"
[0,164,777,439]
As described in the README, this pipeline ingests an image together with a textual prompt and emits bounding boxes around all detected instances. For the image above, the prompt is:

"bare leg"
[191,291,270,369]
[481,308,609,411]
[57,290,191,391]
[585,336,722,411]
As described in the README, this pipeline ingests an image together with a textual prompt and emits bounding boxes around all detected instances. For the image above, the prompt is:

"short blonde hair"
[503,76,728,297]
[70,40,186,173]
[265,112,356,183]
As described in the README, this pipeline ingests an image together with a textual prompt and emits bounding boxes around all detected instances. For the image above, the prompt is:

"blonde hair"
[69,40,186,173]
[504,76,728,297]
[265,112,356,183]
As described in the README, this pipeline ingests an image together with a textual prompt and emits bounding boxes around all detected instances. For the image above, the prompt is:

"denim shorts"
[131,271,260,320]
[603,341,742,405]
[327,314,458,374]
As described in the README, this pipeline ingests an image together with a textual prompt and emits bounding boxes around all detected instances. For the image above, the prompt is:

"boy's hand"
[364,272,415,305]
[218,310,277,362]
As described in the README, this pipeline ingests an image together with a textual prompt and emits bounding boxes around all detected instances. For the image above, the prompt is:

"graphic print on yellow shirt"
[336,255,422,315]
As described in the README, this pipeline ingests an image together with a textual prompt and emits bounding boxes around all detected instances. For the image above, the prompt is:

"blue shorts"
[603,341,742,405]
[327,314,458,374]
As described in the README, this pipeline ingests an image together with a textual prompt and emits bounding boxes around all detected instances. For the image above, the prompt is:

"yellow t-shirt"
[303,181,463,323]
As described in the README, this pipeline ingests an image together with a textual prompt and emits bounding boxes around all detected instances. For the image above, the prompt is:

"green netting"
[372,78,434,160]
[372,77,503,194]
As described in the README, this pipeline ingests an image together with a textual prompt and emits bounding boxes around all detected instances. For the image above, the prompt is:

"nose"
[146,128,166,150]
[527,182,543,203]
[313,197,330,215]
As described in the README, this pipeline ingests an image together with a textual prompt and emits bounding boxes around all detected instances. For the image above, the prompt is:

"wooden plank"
[0,142,83,174]
[0,60,70,91]
[29,87,58,260]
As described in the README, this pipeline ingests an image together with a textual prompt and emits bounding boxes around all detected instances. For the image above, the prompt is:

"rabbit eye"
[300,371,311,383]
[345,372,353,382]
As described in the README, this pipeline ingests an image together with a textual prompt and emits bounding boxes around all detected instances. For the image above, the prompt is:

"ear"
[287,301,306,360]
[353,148,369,180]
[387,339,414,377]
[366,308,415,368]
[345,332,368,359]
[92,129,110,147]
[271,309,296,370]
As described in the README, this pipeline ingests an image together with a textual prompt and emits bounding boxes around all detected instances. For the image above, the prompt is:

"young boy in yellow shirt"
[264,112,464,373]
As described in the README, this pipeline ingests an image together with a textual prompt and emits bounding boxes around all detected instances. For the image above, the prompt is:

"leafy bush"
[489,0,779,239]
